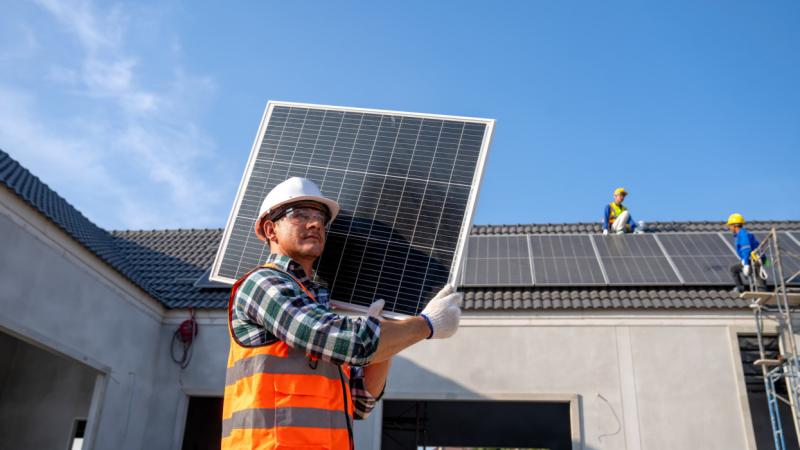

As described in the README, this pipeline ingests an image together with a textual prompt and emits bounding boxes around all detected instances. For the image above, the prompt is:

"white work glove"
[742,265,751,277]
[420,285,462,339]
[633,228,644,235]
[367,299,385,319]
[602,229,608,236]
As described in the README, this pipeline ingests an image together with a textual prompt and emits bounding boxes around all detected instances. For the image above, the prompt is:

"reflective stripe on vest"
[608,202,627,226]
[221,263,353,450]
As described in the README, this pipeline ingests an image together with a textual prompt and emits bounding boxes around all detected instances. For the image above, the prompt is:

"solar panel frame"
[210,101,495,317]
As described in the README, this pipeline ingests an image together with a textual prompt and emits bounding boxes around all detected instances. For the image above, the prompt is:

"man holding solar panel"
[221,177,462,450]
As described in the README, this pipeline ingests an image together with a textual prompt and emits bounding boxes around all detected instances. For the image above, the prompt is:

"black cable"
[170,310,198,369]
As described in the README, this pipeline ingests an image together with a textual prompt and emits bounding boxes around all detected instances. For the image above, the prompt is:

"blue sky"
[1,1,798,230]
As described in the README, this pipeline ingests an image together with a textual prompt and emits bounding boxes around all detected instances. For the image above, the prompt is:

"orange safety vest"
[221,263,354,450]
[608,202,628,228]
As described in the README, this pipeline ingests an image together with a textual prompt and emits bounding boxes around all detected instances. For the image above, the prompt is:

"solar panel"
[750,232,800,285]
[592,234,681,285]
[786,233,800,283]
[460,235,533,286]
[211,101,494,316]
[761,232,800,284]
[528,235,605,285]
[656,233,737,285]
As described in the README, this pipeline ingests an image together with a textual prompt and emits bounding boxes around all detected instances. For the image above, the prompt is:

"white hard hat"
[254,177,340,240]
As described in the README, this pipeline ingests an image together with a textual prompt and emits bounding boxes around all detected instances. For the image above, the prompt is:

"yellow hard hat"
[727,213,745,226]
[613,187,627,196]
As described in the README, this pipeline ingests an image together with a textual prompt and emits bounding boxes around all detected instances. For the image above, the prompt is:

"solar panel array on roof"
[787,233,800,281]
[754,232,800,285]
[656,233,736,285]
[461,235,533,286]
[593,234,681,285]
[460,230,800,288]
[528,235,605,285]
[211,101,494,316]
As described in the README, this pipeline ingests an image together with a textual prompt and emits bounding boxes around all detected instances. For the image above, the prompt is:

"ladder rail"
[748,228,800,450]
[770,231,800,443]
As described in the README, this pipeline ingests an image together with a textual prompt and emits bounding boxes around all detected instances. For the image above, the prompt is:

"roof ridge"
[0,148,159,299]
[110,227,225,234]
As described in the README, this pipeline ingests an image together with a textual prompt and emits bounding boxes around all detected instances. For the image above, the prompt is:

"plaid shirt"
[231,253,382,419]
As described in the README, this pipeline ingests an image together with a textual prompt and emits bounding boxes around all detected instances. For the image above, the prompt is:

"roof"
[109,228,756,310]
[0,147,793,311]
[111,228,227,308]
[472,221,800,235]
[0,149,159,299]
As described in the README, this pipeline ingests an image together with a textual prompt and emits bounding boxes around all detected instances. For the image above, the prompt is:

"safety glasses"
[276,206,330,226]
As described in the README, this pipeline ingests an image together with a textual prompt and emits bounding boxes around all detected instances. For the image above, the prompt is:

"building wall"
[375,314,761,450]
[0,186,774,450]
[0,189,165,450]
[158,311,763,450]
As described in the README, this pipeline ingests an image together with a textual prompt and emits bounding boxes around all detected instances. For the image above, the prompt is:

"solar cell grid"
[657,233,737,285]
[528,235,605,285]
[754,232,800,285]
[212,102,494,316]
[461,235,533,286]
[787,233,800,283]
[593,234,681,285]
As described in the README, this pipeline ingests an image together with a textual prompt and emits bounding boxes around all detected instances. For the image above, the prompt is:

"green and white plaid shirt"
[230,253,382,418]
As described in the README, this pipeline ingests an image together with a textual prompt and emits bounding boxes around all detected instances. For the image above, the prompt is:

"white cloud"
[0,0,224,230]
[0,87,152,225]
[33,0,123,52]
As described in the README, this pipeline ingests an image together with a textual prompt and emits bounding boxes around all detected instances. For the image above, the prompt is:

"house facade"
[0,149,796,450]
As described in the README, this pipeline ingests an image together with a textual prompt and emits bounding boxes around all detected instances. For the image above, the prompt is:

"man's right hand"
[420,285,462,339]
[602,229,608,236]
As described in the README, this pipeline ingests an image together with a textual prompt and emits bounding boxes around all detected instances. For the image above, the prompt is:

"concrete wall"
[0,332,96,449]
[0,186,775,450]
[0,188,165,450]
[144,312,231,449]
[366,314,763,450]
[161,311,763,450]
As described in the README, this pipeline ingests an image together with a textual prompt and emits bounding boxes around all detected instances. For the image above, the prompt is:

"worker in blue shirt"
[602,188,639,235]
[727,213,765,293]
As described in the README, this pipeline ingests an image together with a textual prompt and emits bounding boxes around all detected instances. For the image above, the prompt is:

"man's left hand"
[367,299,385,319]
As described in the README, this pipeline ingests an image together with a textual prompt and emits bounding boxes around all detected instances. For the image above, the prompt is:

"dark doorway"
[738,334,800,450]
[182,396,222,450]
[382,400,572,450]
[0,331,96,450]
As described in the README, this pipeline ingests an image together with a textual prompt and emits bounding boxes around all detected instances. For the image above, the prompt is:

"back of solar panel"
[211,101,495,317]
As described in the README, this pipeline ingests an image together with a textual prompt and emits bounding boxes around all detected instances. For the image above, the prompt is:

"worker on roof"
[602,187,639,235]
[221,177,461,450]
[727,213,765,293]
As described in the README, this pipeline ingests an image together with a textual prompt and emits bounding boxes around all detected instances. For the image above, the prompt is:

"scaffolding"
[744,228,800,450]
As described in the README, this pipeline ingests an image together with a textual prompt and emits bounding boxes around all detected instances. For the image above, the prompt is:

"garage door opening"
[382,400,573,450]
[0,331,98,449]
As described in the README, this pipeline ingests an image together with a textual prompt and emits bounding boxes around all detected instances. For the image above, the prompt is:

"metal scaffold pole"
[745,228,800,450]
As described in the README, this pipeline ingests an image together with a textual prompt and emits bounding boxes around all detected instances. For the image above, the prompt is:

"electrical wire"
[171,309,198,369]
